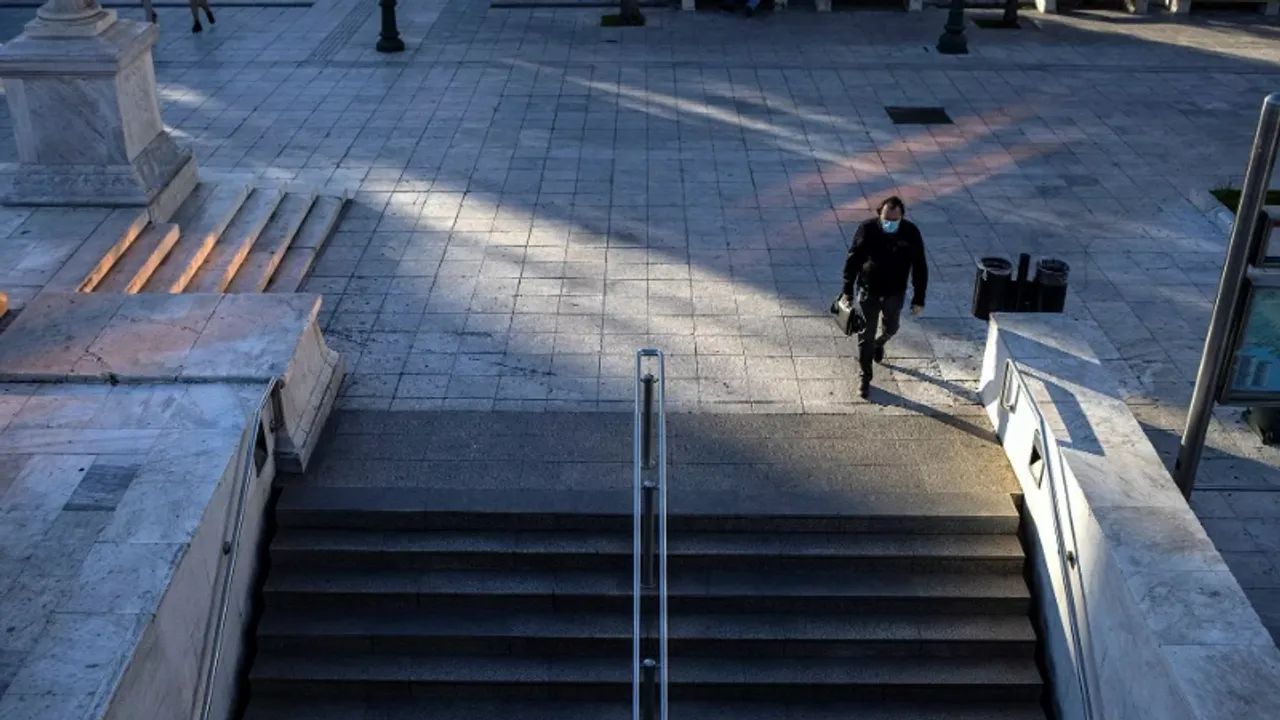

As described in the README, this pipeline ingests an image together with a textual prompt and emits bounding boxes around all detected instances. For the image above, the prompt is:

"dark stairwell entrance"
[242,411,1047,719]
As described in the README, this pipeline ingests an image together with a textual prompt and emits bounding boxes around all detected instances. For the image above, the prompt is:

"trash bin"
[971,256,1013,321]
[1034,258,1070,313]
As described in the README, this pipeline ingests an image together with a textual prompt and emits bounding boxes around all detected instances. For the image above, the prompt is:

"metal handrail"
[197,379,279,720]
[633,349,668,720]
[1001,360,1095,719]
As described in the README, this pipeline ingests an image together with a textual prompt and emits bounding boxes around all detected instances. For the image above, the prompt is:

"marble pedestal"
[0,14,196,221]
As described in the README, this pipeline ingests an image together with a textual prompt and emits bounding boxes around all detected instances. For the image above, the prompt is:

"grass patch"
[601,11,645,25]
[1211,188,1280,213]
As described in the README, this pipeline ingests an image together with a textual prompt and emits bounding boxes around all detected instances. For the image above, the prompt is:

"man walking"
[841,196,928,400]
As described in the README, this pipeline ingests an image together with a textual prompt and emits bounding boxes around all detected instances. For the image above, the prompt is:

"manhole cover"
[884,106,953,125]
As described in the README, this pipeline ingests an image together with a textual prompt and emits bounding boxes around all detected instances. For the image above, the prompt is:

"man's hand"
[841,294,851,304]
[910,304,924,316]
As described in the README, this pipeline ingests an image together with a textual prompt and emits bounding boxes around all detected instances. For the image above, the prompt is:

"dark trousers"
[857,291,904,381]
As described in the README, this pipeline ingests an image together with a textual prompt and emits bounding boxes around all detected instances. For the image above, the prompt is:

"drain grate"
[885,106,953,126]
[973,18,1022,29]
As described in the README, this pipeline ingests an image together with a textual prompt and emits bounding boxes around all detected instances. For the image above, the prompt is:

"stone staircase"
[241,413,1048,720]
[76,182,346,295]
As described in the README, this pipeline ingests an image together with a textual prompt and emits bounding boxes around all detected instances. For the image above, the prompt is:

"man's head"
[877,196,905,233]
[877,196,905,221]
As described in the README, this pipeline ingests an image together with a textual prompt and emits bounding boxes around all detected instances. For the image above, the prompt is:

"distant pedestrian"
[840,196,928,400]
[190,0,215,33]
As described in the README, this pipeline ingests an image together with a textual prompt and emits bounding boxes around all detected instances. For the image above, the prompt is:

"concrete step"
[262,568,1031,615]
[225,190,317,293]
[142,182,250,292]
[93,223,181,293]
[266,195,346,292]
[243,698,1047,720]
[276,487,1021,535]
[186,187,286,293]
[329,410,997,443]
[44,208,150,293]
[257,608,1037,658]
[270,527,1025,573]
[248,653,1043,702]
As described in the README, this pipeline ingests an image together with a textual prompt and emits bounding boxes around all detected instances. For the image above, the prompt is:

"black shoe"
[206,8,215,23]
[859,380,870,400]
[192,20,202,32]
[874,343,885,364]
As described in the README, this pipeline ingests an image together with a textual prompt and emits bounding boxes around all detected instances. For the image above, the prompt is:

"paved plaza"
[2,1,1280,637]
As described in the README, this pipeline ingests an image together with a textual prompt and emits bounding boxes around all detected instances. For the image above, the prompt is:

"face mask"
[881,219,900,233]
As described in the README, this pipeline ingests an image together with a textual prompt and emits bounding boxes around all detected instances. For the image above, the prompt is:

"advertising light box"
[1220,272,1280,404]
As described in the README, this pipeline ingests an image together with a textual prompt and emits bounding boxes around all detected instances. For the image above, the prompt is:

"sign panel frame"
[1218,270,1280,405]
[1252,207,1280,268]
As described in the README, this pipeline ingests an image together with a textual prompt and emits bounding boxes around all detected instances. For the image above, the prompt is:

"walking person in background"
[190,0,215,33]
[841,196,928,400]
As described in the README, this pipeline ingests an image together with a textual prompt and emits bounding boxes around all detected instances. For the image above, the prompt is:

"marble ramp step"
[266,195,346,292]
[186,187,286,293]
[142,182,250,293]
[43,208,150,293]
[242,698,1046,720]
[93,223,181,293]
[225,191,318,293]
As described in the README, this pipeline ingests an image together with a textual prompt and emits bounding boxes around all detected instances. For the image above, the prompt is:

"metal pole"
[376,0,405,53]
[936,0,969,55]
[1176,93,1280,498]
[1014,252,1031,312]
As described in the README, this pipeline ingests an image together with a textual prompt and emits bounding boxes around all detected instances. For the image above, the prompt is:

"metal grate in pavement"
[305,0,370,63]
[884,106,953,125]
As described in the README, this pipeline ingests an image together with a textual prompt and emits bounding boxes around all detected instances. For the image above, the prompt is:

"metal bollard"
[376,0,405,53]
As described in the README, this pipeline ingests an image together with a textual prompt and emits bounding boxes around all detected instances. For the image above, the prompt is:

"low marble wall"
[99,387,277,720]
[980,313,1280,720]
[0,290,346,720]
[0,382,274,720]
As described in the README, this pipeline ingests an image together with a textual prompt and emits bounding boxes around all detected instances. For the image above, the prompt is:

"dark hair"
[877,196,906,215]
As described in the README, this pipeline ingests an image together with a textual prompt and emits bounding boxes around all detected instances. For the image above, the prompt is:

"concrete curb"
[1188,187,1236,237]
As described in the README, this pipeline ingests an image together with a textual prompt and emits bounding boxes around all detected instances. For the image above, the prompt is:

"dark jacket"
[841,218,928,307]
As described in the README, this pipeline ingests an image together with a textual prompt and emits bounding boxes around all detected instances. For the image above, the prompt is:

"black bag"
[830,293,865,337]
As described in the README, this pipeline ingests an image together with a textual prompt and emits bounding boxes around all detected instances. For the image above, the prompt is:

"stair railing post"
[641,657,657,720]
[634,349,668,720]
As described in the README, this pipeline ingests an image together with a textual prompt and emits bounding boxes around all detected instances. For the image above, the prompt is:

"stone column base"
[0,17,197,221]
[0,135,196,220]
